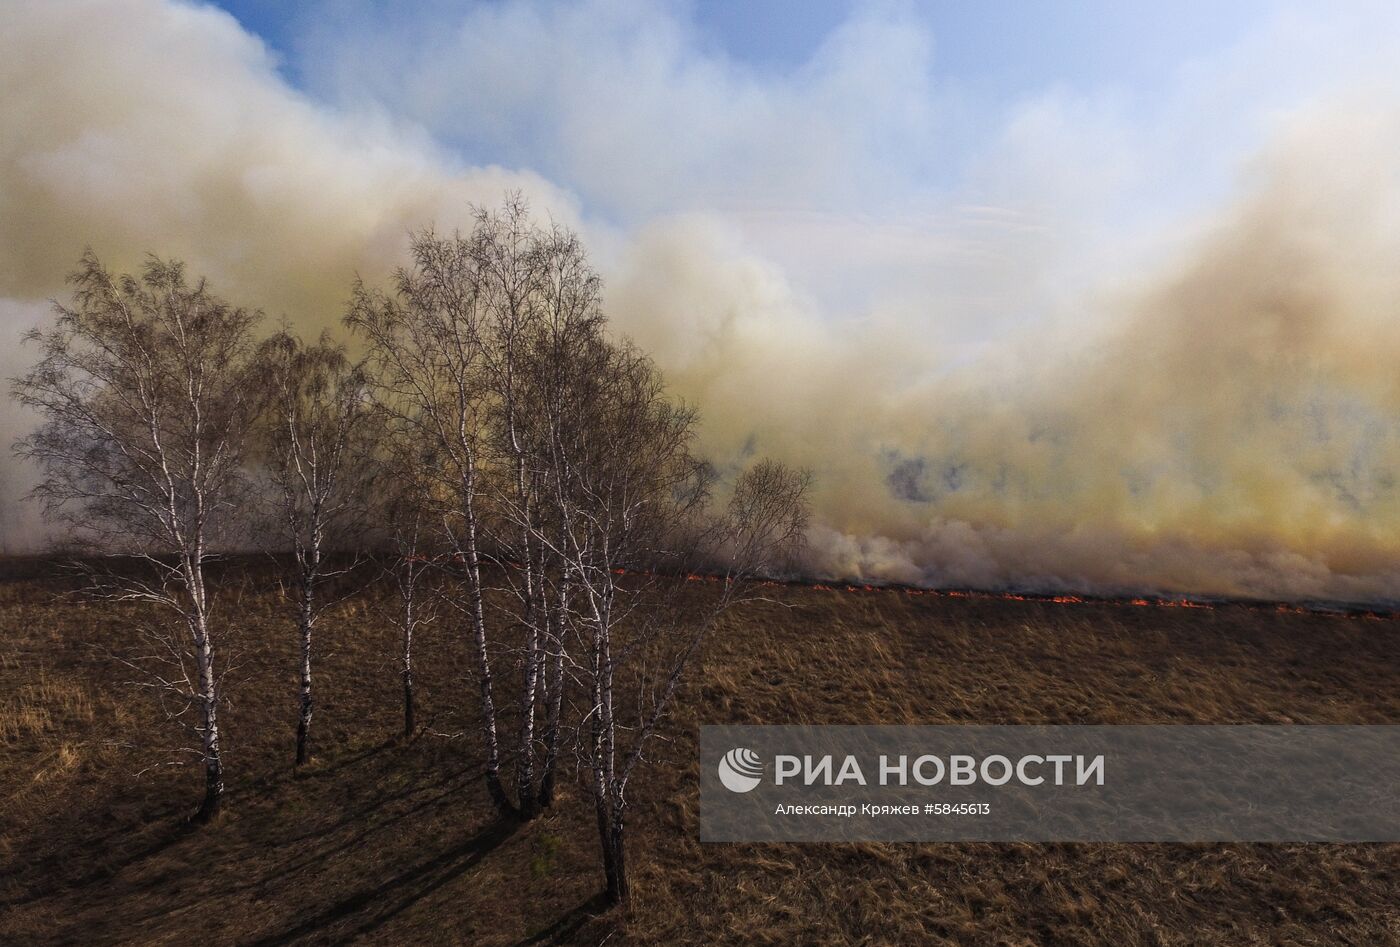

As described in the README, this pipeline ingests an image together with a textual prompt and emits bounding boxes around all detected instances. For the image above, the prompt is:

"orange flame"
[401,558,1395,621]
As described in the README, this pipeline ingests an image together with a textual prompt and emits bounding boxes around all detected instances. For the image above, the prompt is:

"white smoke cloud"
[0,0,575,547]
[7,0,1400,603]
[295,0,944,222]
[0,0,578,313]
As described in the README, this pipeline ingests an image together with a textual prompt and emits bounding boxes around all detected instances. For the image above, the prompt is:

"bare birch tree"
[469,198,551,817]
[344,196,808,908]
[586,458,808,905]
[516,335,811,904]
[348,198,604,819]
[510,220,605,811]
[12,252,261,823]
[346,230,516,812]
[256,330,372,766]
[473,199,604,817]
[371,446,440,739]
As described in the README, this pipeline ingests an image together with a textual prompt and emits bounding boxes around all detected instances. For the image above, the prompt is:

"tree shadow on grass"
[243,816,520,946]
[0,805,193,909]
[514,893,612,946]
[241,774,475,898]
[1,739,420,914]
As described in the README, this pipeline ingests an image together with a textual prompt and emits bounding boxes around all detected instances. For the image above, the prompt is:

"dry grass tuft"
[1,672,95,745]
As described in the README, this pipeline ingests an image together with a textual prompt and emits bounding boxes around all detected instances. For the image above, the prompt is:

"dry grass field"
[2,559,1400,945]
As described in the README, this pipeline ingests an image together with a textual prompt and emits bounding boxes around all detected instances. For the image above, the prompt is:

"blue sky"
[206,0,1292,215]
[190,0,1380,255]
[213,0,1278,105]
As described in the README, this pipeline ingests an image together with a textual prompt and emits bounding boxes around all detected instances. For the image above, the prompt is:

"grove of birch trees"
[12,196,810,905]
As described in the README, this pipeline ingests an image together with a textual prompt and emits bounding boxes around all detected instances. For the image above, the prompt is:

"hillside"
[2,564,1399,945]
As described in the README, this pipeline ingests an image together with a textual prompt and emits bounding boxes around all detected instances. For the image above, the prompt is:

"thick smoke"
[5,1,1400,603]
[0,0,573,548]
[608,104,1400,604]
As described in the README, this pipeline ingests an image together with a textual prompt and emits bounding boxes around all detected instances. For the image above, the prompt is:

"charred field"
[2,559,1400,945]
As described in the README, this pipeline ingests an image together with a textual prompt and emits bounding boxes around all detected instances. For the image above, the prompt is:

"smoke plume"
[5,1,1400,603]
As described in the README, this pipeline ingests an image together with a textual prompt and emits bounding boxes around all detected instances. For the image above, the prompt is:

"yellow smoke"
[610,104,1400,603]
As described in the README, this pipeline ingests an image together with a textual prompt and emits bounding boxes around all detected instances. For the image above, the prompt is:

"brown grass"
[1,564,1398,945]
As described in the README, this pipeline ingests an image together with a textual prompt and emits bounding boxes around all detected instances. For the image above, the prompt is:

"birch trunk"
[294,570,314,766]
[514,472,542,817]
[462,464,511,815]
[401,594,416,738]
[190,601,224,823]
[538,569,569,807]
[591,658,628,905]
[599,802,628,906]
[590,591,628,903]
